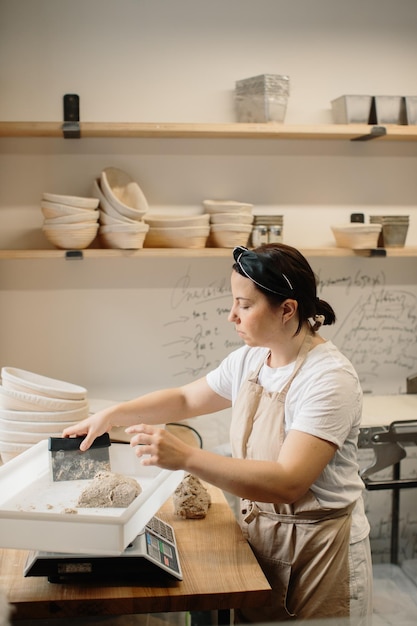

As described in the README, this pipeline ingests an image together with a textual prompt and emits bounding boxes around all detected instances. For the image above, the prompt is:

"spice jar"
[251,225,269,247]
[268,225,283,243]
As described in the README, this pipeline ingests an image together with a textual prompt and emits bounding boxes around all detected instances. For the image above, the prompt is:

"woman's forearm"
[107,388,191,428]
[183,447,300,503]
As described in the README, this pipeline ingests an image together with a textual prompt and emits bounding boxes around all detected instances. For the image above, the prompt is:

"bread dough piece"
[173,474,211,519]
[77,471,142,508]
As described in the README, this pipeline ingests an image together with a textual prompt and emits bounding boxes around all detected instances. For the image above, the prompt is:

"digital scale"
[24,515,182,583]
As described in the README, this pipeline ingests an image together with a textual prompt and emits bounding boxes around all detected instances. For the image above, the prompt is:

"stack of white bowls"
[203,200,254,248]
[0,367,88,464]
[93,167,150,249]
[143,213,210,248]
[41,193,100,250]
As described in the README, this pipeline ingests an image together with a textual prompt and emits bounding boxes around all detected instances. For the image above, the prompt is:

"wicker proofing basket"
[42,223,99,250]
[42,193,99,210]
[209,212,254,225]
[99,223,149,249]
[209,223,252,248]
[143,226,210,248]
[331,224,382,249]
[144,213,210,228]
[202,200,253,214]
[100,167,149,219]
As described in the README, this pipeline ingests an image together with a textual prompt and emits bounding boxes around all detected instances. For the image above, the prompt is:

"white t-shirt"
[206,340,370,543]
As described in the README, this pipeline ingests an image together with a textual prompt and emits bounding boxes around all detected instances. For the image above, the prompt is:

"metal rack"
[359,420,417,564]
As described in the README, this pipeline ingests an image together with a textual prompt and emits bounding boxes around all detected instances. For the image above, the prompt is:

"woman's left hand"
[126,424,189,470]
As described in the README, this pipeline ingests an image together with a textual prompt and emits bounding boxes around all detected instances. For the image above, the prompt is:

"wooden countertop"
[0,485,271,620]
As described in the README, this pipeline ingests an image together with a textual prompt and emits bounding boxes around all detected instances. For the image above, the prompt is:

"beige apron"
[231,335,354,622]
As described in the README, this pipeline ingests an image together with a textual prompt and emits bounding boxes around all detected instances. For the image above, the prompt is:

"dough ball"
[173,474,211,519]
[77,471,142,508]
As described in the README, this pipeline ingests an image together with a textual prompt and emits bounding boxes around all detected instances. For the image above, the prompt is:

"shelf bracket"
[65,250,84,260]
[62,94,81,139]
[351,125,387,142]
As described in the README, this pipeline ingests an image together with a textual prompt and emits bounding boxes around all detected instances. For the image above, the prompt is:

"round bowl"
[99,210,129,226]
[41,200,95,220]
[42,222,99,250]
[0,385,88,412]
[1,367,87,400]
[43,211,99,225]
[0,417,81,434]
[203,200,253,214]
[42,193,99,210]
[0,428,64,444]
[0,440,32,463]
[143,226,210,249]
[208,223,253,248]
[331,224,382,250]
[209,212,254,225]
[0,405,89,423]
[93,178,138,224]
[100,167,149,220]
[144,213,210,228]
[93,179,139,223]
[99,223,150,249]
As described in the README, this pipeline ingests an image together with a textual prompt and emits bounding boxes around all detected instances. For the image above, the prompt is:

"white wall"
[1,0,417,124]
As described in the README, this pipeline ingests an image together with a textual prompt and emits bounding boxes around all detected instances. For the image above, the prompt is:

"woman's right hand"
[61,408,115,451]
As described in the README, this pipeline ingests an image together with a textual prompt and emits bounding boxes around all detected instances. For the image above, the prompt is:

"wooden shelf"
[1,122,415,261]
[1,121,417,141]
[0,247,416,260]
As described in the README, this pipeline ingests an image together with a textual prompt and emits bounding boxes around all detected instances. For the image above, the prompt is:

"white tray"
[0,440,184,555]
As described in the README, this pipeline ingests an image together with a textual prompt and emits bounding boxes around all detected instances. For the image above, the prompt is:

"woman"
[63,243,372,622]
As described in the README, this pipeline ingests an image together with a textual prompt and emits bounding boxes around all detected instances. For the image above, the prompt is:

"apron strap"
[242,498,356,525]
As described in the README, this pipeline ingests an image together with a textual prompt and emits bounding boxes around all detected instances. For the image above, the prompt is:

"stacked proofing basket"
[93,167,150,249]
[0,368,88,463]
[203,200,254,247]
[41,193,100,250]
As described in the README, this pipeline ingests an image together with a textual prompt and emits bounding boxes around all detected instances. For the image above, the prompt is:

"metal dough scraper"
[48,433,111,481]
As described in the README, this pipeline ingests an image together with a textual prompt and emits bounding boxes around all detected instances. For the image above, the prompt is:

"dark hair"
[233,243,336,335]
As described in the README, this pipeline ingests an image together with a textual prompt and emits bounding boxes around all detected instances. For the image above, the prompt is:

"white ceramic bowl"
[43,211,99,225]
[331,224,382,249]
[0,417,81,433]
[0,405,89,423]
[144,213,210,228]
[41,200,95,220]
[100,167,149,220]
[0,440,32,463]
[1,367,87,400]
[144,226,210,249]
[0,385,88,412]
[0,429,64,444]
[42,193,99,210]
[209,212,254,225]
[43,222,99,250]
[99,223,150,249]
[203,200,253,214]
[209,223,253,248]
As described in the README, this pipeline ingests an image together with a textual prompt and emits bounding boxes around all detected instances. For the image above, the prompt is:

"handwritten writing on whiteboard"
[317,266,417,394]
[160,263,417,393]
[161,267,241,381]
